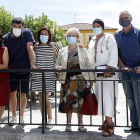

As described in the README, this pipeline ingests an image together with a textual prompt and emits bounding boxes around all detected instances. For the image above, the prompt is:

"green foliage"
[24,13,68,47]
[0,6,67,47]
[24,13,48,41]
[0,6,14,35]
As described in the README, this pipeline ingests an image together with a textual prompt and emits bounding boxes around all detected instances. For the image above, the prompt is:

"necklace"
[68,45,77,51]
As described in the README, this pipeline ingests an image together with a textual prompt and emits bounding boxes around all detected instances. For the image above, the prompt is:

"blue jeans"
[120,72,140,127]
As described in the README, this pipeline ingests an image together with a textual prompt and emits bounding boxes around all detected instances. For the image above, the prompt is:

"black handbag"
[95,65,115,77]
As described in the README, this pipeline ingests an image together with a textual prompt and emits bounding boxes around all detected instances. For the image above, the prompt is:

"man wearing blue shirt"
[4,17,36,125]
[114,11,140,135]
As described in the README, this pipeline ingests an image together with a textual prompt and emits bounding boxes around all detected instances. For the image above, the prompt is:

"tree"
[0,7,68,47]
[24,13,68,47]
[0,6,14,35]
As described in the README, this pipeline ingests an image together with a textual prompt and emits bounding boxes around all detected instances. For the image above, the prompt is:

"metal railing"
[0,68,139,133]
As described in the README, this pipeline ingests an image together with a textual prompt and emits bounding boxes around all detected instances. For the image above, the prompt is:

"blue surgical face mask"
[93,27,102,35]
[40,35,48,43]
[68,37,76,44]
[119,19,130,27]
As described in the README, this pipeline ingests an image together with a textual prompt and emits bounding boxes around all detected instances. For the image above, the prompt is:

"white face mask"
[12,28,22,37]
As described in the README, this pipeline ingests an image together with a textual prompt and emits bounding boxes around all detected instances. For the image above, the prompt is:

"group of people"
[0,10,140,137]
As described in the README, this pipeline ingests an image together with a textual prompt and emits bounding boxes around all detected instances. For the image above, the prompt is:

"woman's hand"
[103,66,111,77]
[88,80,96,87]
[79,44,85,48]
[57,66,63,70]
[90,80,96,86]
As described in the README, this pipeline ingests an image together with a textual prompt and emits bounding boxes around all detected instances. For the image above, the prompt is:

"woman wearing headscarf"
[88,19,118,137]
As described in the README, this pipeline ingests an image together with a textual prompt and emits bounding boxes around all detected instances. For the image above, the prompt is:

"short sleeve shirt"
[3,28,35,74]
[114,25,140,78]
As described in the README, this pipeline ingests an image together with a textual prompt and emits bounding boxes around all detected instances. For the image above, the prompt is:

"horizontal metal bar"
[1,70,139,130]
[0,69,136,73]
[0,79,140,82]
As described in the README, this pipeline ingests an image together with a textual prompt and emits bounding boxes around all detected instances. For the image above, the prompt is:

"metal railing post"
[42,72,45,133]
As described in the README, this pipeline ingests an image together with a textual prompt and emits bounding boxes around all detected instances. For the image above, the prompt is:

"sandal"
[98,120,107,131]
[78,123,87,132]
[65,123,71,132]
[103,126,114,137]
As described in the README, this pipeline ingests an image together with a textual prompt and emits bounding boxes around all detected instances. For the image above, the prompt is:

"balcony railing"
[0,68,138,133]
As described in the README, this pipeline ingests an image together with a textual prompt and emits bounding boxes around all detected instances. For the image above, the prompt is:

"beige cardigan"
[55,45,95,84]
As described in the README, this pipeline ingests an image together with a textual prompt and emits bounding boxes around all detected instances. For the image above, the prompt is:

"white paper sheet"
[96,66,107,73]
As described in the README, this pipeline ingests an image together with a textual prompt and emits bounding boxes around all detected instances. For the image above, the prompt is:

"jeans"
[120,72,140,127]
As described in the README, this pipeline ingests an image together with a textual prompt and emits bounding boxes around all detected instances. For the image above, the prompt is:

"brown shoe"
[98,120,107,131]
[103,126,114,137]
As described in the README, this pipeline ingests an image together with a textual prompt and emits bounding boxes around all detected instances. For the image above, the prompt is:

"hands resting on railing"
[56,66,96,86]
[121,65,140,73]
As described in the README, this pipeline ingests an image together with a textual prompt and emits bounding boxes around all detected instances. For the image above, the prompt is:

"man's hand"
[27,43,35,68]
[122,66,131,71]
[32,65,41,73]
[119,57,131,71]
[103,66,111,77]
[135,66,140,73]
[79,44,85,48]
[32,65,40,69]
[57,66,63,70]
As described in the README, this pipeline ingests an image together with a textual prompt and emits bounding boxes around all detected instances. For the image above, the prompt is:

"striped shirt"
[31,43,62,92]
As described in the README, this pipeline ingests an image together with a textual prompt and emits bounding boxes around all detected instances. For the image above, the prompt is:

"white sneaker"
[39,119,53,129]
[9,116,17,126]
[46,119,53,129]
[20,116,24,124]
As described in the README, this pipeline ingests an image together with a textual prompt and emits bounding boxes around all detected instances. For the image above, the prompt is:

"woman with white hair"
[56,27,95,132]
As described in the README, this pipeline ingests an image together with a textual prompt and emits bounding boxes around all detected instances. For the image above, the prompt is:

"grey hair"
[66,27,81,39]
[119,11,131,19]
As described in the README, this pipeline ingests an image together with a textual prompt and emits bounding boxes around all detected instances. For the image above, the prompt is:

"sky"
[1,0,140,29]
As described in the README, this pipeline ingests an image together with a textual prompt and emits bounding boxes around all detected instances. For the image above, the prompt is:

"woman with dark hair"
[88,19,118,137]
[31,27,62,128]
[0,31,9,127]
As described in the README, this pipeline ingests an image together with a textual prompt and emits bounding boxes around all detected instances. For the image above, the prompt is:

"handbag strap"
[91,87,95,94]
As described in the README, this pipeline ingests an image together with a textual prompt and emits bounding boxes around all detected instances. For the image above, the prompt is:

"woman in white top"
[88,19,118,137]
[56,27,95,132]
